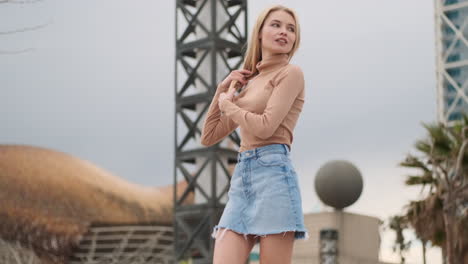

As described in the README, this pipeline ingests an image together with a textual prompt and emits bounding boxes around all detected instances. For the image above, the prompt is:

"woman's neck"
[256,52,289,73]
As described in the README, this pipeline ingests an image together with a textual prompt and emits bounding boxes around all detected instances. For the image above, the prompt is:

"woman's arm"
[200,83,239,147]
[218,65,304,139]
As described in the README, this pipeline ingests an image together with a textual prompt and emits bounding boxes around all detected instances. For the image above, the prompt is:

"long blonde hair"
[242,5,301,77]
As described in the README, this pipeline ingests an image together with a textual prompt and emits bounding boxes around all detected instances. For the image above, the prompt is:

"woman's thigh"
[213,228,257,264]
[259,231,295,264]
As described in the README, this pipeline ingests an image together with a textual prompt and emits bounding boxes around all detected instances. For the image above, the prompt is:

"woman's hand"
[219,69,252,91]
[218,86,237,115]
[218,86,236,105]
[218,69,252,105]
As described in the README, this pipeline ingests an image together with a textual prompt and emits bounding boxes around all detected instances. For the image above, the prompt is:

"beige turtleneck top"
[200,53,305,152]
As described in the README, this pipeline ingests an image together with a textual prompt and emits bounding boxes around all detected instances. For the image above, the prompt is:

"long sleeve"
[200,83,239,146]
[219,65,304,139]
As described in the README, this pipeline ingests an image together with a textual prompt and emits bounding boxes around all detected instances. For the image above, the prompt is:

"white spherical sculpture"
[314,160,363,210]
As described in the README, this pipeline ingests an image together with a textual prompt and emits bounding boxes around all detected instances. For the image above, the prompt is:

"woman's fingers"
[220,69,251,91]
[237,69,252,75]
[236,70,252,79]
[218,92,228,102]
[232,73,248,85]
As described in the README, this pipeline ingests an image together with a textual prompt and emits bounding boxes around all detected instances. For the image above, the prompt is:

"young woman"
[200,5,308,264]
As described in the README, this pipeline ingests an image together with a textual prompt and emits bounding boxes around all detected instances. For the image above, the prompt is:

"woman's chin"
[265,48,291,56]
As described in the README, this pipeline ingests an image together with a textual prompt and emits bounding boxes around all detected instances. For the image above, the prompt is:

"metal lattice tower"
[174,0,247,262]
[435,0,468,124]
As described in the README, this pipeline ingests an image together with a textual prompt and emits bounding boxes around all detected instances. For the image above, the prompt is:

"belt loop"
[282,144,288,154]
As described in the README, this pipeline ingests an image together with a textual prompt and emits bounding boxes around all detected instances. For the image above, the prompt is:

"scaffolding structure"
[174,0,247,262]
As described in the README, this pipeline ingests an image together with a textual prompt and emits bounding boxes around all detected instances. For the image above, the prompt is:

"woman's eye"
[272,23,279,27]
[288,27,295,32]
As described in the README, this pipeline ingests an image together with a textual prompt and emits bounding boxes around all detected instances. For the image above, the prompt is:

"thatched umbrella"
[0,144,194,263]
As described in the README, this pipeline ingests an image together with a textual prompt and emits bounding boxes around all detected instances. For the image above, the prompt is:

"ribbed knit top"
[201,53,305,152]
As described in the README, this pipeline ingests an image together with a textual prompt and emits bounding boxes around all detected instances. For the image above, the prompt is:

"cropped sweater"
[200,53,305,152]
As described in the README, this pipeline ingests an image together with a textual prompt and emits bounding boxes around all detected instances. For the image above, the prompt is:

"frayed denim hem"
[211,226,309,242]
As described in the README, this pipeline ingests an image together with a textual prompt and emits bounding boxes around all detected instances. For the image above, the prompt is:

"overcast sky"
[1,0,440,263]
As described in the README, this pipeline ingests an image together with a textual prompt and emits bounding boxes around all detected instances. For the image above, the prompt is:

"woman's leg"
[213,228,257,264]
[259,231,295,264]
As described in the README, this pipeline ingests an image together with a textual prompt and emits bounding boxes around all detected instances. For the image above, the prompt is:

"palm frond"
[422,123,452,156]
[404,173,436,186]
[405,200,425,217]
[415,139,431,155]
[449,123,463,141]
[461,112,468,126]
[400,154,430,172]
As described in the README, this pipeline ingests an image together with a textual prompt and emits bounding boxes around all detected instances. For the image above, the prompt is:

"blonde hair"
[242,5,301,77]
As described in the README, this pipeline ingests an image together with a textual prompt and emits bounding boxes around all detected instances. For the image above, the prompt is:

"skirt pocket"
[256,153,287,167]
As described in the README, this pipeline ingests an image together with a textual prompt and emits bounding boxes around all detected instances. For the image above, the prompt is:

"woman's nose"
[280,27,288,35]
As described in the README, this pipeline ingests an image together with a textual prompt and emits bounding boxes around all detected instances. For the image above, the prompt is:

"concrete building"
[292,211,392,264]
[248,211,393,264]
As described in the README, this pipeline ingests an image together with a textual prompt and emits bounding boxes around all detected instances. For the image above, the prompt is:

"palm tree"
[399,113,468,264]
[404,197,444,264]
[388,215,411,264]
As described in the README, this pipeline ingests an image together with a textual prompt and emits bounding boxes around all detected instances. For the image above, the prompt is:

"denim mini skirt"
[211,143,309,243]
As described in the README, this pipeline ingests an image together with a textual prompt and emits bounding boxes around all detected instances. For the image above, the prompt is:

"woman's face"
[259,10,296,57]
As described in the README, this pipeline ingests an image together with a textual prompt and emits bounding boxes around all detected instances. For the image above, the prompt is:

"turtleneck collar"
[256,53,289,73]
